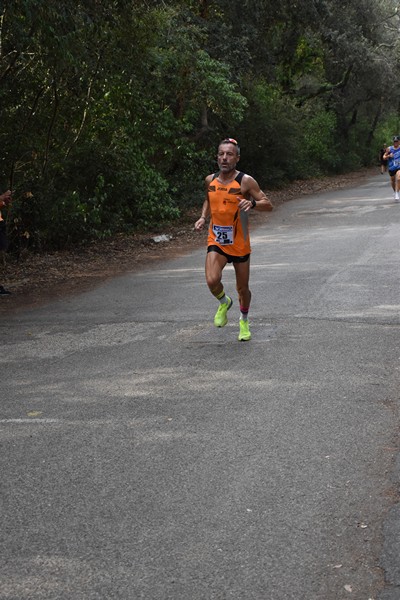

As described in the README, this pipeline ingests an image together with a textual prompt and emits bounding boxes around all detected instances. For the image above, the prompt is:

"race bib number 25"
[213,224,234,245]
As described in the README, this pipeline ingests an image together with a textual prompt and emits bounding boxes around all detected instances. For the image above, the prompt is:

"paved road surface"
[1,174,399,600]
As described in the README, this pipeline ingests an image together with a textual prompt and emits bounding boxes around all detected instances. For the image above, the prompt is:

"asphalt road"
[1,173,399,600]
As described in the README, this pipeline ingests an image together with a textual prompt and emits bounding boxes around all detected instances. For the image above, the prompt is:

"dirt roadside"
[0,167,378,315]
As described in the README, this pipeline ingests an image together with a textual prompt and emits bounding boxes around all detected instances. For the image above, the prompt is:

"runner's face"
[217,143,239,173]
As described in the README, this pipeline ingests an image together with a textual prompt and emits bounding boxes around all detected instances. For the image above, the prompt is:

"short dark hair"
[220,137,240,155]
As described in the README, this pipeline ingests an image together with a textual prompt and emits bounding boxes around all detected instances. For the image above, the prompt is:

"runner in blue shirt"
[383,135,400,201]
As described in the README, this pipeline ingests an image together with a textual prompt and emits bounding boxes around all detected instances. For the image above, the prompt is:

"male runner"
[383,135,400,201]
[194,138,273,341]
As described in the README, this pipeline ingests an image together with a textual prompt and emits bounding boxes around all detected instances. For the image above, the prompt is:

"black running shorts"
[207,245,250,263]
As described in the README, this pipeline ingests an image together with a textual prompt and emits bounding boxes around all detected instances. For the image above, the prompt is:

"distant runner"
[379,144,388,174]
[383,136,400,201]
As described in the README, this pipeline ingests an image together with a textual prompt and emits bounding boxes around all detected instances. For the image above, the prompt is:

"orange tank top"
[207,171,251,256]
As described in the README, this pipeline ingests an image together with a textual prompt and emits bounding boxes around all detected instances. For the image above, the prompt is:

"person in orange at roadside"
[194,138,273,341]
[0,189,12,295]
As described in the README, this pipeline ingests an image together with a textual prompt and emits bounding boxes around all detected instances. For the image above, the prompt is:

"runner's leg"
[205,250,228,298]
[206,250,233,327]
[233,259,251,313]
[234,259,252,340]
[395,170,400,192]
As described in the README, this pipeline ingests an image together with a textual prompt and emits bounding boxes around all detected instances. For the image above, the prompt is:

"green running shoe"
[238,319,251,341]
[214,296,233,327]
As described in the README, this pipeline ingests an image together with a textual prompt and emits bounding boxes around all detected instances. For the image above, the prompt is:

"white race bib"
[213,224,234,245]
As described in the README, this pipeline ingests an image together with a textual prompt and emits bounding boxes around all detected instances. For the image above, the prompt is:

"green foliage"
[1,0,400,251]
[301,110,341,175]
[373,113,400,156]
[236,80,303,187]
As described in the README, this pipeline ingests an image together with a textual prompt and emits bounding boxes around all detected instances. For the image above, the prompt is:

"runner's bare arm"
[237,175,273,212]
[194,175,213,230]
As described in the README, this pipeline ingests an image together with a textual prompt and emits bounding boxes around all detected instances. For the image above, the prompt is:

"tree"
[1,0,400,251]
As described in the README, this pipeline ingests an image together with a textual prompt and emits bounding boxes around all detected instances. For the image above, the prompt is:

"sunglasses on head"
[222,138,239,145]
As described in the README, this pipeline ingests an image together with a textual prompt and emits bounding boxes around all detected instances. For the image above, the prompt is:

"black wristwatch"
[250,198,256,209]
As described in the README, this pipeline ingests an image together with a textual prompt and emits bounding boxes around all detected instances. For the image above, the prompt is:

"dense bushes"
[1,0,400,251]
